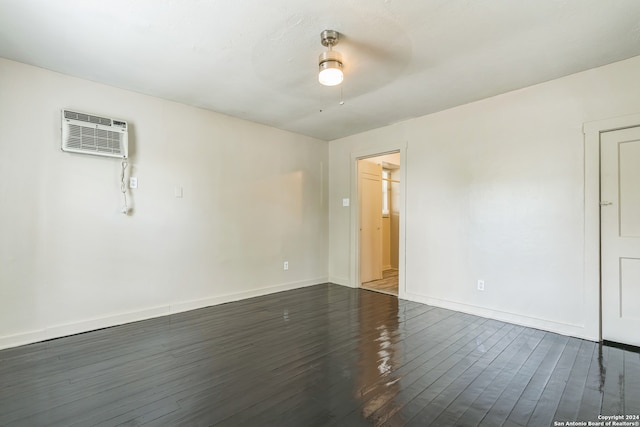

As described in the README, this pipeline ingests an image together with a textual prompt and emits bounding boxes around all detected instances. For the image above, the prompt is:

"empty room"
[1,1,640,426]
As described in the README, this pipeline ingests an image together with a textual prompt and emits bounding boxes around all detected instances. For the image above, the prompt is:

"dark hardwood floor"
[1,284,638,426]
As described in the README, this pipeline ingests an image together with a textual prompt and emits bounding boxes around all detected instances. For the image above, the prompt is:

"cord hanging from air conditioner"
[120,159,129,214]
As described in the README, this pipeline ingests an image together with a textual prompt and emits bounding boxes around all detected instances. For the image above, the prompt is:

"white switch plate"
[342,198,350,207]
[129,177,138,189]
[477,280,485,291]
[174,186,183,198]
[283,261,289,270]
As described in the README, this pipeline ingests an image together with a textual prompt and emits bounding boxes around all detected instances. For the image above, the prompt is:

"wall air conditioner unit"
[61,109,128,158]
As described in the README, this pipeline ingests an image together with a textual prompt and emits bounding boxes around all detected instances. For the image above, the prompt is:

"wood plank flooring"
[362,269,398,295]
[1,283,638,426]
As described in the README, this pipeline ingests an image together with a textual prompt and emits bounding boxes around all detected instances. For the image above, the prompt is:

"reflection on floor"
[362,268,398,296]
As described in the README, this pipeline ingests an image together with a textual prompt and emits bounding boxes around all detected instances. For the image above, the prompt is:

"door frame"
[584,113,640,341]
[350,142,407,298]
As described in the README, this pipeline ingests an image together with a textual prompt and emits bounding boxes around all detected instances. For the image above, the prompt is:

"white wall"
[0,58,328,349]
[329,55,640,341]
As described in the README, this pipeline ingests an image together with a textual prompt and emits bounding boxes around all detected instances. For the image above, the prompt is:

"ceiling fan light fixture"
[318,30,344,86]
[318,50,343,86]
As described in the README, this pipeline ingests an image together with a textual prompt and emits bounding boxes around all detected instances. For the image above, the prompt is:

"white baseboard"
[403,292,598,342]
[2,280,598,351]
[0,277,328,351]
[328,277,352,287]
[0,329,48,351]
[49,305,171,342]
[170,277,327,314]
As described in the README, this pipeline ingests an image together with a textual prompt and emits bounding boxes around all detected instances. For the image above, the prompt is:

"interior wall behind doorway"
[390,169,400,270]
[361,153,400,277]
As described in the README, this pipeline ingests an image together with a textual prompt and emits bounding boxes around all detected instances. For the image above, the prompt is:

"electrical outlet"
[477,280,485,291]
[129,177,138,189]
[283,261,289,270]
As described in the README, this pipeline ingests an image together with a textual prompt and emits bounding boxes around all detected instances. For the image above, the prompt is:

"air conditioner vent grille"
[64,110,112,126]
[64,124,123,155]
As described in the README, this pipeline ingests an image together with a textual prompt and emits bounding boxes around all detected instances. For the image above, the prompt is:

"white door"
[359,160,382,284]
[601,126,640,347]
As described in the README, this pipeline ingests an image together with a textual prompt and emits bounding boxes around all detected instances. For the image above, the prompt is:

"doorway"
[358,153,401,296]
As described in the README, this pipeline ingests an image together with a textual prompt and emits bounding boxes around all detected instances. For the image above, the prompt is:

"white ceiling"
[1,0,640,141]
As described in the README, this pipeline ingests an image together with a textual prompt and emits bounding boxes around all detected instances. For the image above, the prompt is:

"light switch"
[342,198,350,207]
[174,186,183,198]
